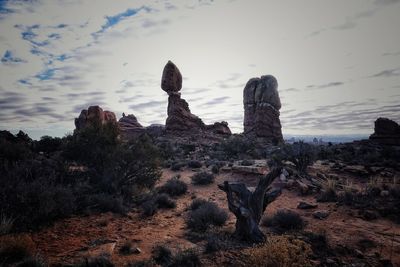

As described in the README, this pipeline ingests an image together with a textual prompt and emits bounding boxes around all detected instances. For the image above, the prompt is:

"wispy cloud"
[306,81,344,90]
[1,50,26,64]
[370,67,400,77]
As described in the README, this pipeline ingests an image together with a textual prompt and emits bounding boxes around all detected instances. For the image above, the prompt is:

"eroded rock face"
[369,118,400,145]
[75,105,117,130]
[243,75,283,142]
[166,93,205,131]
[118,114,145,138]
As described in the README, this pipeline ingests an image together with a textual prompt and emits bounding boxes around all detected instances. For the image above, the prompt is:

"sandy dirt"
[28,167,400,266]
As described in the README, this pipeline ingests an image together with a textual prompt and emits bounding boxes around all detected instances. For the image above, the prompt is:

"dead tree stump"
[218,167,282,243]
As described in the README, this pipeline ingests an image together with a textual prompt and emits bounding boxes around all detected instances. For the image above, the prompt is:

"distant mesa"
[243,75,283,143]
[369,117,400,146]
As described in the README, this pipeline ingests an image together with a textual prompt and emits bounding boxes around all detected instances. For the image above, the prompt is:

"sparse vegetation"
[187,160,202,168]
[159,178,188,196]
[169,249,201,267]
[191,172,215,185]
[187,200,227,231]
[156,193,177,209]
[263,210,305,232]
[0,213,15,235]
[152,245,173,266]
[75,256,114,267]
[275,141,317,174]
[0,126,161,230]
[0,235,36,266]
[317,178,338,202]
[242,235,312,267]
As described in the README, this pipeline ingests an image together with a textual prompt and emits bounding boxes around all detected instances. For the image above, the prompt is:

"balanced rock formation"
[75,105,117,130]
[369,118,400,145]
[161,60,230,134]
[118,113,145,138]
[243,75,283,143]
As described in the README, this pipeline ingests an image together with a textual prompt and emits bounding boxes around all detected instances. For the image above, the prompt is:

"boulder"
[118,114,144,138]
[369,118,400,145]
[313,210,330,220]
[161,60,182,94]
[297,201,318,209]
[74,105,117,131]
[205,121,232,135]
[243,75,283,142]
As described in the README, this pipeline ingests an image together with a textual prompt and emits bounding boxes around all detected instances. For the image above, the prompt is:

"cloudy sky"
[0,0,399,139]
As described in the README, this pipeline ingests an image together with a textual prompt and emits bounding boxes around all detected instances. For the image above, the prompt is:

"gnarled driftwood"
[218,167,282,243]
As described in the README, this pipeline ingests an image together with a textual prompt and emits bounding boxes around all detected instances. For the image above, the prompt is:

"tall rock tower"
[243,75,283,143]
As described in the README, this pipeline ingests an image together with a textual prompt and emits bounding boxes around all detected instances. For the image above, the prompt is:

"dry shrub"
[0,234,36,265]
[242,235,312,267]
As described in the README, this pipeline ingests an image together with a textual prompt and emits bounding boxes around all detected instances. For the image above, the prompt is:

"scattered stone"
[354,249,364,258]
[343,165,369,176]
[231,165,267,175]
[297,201,318,209]
[133,247,142,254]
[313,210,330,220]
[243,75,283,143]
[295,180,309,195]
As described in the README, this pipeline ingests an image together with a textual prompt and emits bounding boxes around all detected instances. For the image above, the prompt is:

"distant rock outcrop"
[205,121,232,135]
[369,117,400,145]
[161,60,231,135]
[118,114,145,138]
[75,105,117,131]
[243,75,283,143]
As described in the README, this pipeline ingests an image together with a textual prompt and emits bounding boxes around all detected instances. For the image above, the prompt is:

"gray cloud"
[382,51,400,56]
[129,100,165,111]
[306,81,344,90]
[370,67,400,77]
[375,0,400,5]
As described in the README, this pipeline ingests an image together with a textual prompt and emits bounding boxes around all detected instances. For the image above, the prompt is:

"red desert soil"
[29,167,400,266]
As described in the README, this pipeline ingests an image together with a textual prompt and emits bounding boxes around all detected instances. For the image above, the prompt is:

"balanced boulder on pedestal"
[161,60,231,135]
